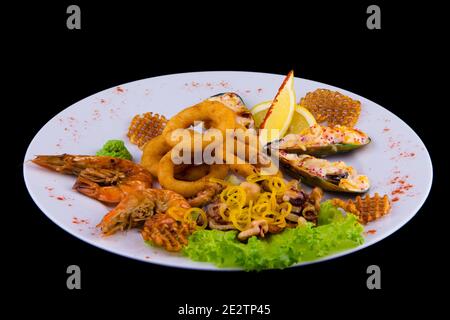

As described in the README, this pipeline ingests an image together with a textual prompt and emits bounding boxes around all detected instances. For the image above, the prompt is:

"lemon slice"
[260,71,296,143]
[251,100,272,128]
[286,106,317,134]
[252,102,316,134]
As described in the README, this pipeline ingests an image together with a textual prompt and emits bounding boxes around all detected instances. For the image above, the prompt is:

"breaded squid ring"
[163,101,237,147]
[141,135,172,177]
[222,143,278,177]
[228,163,259,177]
[174,164,211,181]
[158,152,229,198]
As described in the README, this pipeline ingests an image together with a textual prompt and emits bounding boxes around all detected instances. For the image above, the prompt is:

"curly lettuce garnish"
[183,201,364,271]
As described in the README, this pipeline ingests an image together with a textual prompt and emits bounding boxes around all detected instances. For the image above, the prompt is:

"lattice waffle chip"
[127,112,168,149]
[331,193,391,224]
[300,89,361,127]
[141,213,193,252]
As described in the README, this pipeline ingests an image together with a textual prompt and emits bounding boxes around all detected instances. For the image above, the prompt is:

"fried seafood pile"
[140,95,270,205]
[205,176,323,241]
[31,82,393,256]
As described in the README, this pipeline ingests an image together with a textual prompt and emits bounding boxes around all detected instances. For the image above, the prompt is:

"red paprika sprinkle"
[219,81,229,88]
[399,152,416,158]
[390,174,413,198]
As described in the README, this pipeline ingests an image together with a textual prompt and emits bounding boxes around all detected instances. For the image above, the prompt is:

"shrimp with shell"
[98,188,190,236]
[32,154,194,251]
[32,154,153,203]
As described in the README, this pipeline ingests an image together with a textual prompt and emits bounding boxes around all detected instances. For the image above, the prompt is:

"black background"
[8,0,446,316]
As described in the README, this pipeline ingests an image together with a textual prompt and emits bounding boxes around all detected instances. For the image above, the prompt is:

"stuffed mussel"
[207,92,254,129]
[275,151,370,193]
[270,124,370,157]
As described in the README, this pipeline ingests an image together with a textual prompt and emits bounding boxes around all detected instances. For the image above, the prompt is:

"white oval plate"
[24,71,432,270]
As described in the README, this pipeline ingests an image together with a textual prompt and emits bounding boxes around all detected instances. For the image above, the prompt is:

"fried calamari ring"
[162,101,237,147]
[158,152,229,198]
[228,163,259,177]
[227,162,281,177]
[223,143,280,177]
[141,135,172,177]
[225,137,273,167]
[140,135,211,178]
[174,164,211,181]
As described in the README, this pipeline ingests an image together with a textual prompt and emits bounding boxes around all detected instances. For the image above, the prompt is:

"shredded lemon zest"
[217,173,294,231]
[184,207,208,230]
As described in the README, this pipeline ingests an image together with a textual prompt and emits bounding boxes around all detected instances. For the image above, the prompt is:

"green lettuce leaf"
[183,201,364,271]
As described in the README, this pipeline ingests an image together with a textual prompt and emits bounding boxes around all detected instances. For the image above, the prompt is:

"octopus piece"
[205,201,235,230]
[239,181,261,204]
[238,220,269,241]
[281,180,308,207]
[187,183,224,208]
[301,187,323,224]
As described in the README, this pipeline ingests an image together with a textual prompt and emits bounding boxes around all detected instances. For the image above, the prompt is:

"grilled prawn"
[32,154,153,203]
[98,188,190,235]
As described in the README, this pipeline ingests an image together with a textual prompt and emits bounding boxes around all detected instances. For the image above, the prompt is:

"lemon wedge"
[286,106,317,134]
[252,102,316,134]
[260,71,296,143]
[251,100,272,128]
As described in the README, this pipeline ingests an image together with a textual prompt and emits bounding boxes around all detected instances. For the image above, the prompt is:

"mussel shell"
[207,92,254,129]
[278,156,369,193]
[208,92,246,107]
[275,137,371,157]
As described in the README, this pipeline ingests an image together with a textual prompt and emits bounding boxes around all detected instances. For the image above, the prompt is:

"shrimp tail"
[97,190,156,235]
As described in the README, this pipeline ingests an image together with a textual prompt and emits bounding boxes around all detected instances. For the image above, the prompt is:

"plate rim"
[23,70,434,271]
